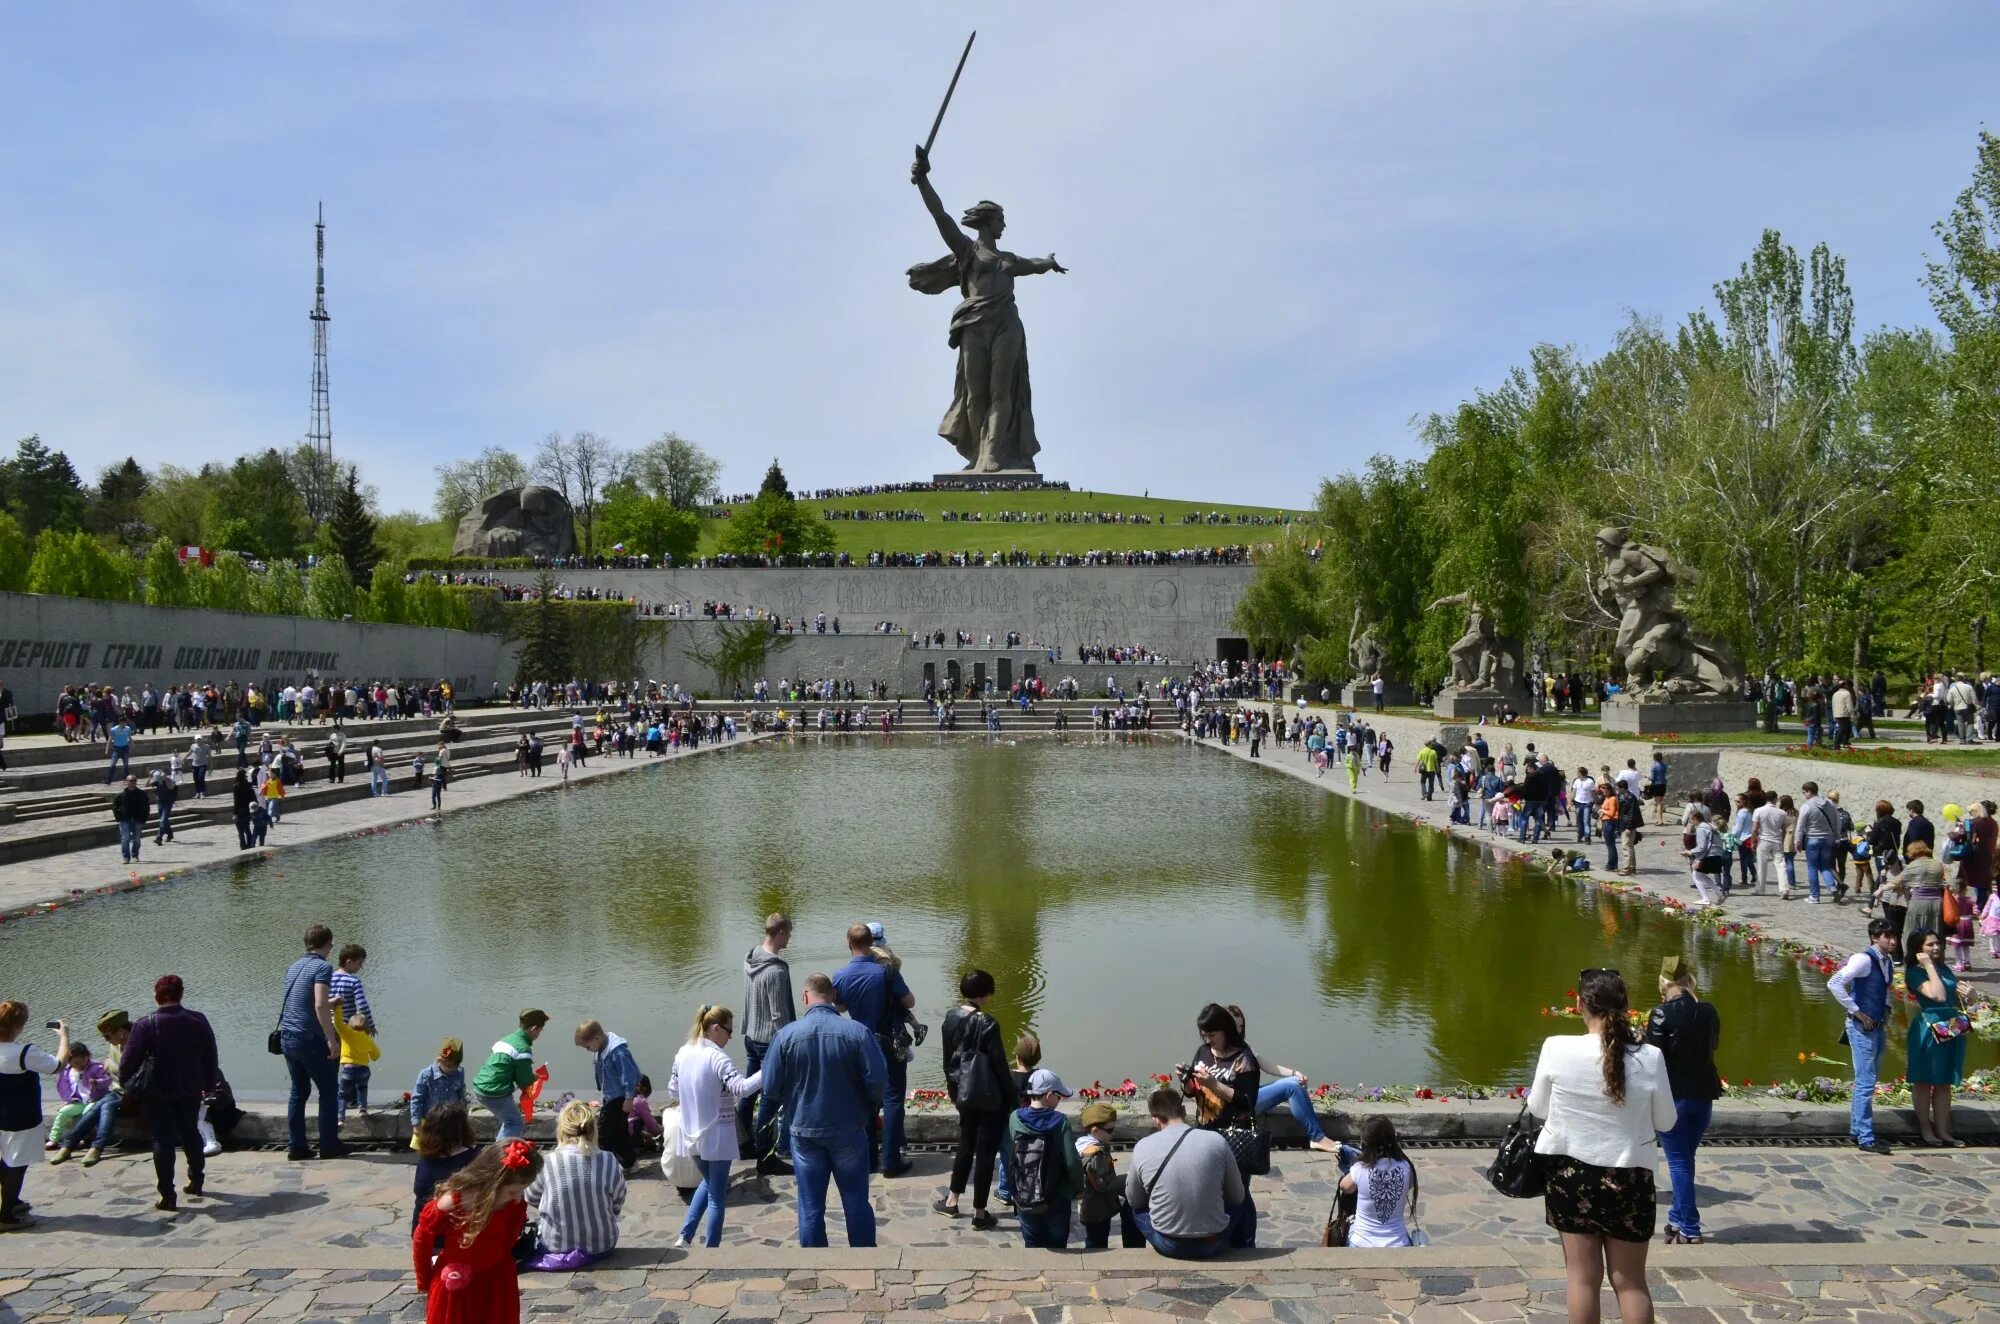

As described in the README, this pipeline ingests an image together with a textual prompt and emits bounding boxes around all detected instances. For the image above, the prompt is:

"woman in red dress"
[413,1139,543,1324]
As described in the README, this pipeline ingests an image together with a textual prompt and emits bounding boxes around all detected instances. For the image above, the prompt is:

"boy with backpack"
[1008,1068,1085,1248]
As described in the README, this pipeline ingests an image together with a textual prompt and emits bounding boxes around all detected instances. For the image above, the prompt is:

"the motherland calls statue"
[1429,590,1522,693]
[906,145,1065,474]
[452,485,577,560]
[1347,606,1387,684]
[1592,527,1742,700]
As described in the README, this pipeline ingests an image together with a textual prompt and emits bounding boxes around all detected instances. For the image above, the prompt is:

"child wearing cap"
[1076,1101,1141,1248]
[409,1038,467,1148]
[1008,1068,1085,1248]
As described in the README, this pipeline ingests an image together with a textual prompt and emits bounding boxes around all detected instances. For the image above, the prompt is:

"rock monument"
[452,485,576,560]
[1339,606,1412,708]
[1592,527,1752,733]
[1428,590,1528,719]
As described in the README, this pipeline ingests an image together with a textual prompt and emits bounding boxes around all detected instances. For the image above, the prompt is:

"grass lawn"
[699,489,1304,557]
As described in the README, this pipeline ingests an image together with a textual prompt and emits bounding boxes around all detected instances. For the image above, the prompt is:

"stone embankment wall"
[0,591,506,719]
[477,563,1258,665]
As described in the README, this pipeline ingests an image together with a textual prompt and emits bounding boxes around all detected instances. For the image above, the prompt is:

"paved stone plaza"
[0,1138,1995,1321]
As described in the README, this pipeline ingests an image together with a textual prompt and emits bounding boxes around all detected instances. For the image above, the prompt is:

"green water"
[0,737,1881,1096]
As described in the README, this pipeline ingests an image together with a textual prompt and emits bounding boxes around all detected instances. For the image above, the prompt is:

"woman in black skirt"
[1528,969,1677,1324]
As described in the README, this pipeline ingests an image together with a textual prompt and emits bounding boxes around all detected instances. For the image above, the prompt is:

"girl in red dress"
[413,1139,543,1324]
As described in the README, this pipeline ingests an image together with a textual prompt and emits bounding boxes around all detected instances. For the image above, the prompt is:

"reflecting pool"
[0,737,1877,1095]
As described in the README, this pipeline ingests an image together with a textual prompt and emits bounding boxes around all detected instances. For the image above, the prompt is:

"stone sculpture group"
[452,485,577,561]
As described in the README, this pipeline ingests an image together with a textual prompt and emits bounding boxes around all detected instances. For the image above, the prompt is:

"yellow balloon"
[1943,803,1963,822]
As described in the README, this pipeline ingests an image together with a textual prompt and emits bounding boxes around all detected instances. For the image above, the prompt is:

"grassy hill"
[701,489,1306,557]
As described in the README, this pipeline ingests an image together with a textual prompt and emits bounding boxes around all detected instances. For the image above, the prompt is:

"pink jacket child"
[1981,892,2000,958]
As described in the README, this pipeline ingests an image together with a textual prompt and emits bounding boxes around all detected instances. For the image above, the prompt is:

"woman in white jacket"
[1528,968,1676,1324]
[667,1004,761,1249]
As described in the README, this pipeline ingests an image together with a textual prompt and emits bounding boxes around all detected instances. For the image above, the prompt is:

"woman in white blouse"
[1528,969,1676,1324]
[667,1004,762,1249]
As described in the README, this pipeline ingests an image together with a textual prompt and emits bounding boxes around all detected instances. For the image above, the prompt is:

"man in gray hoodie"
[742,912,796,1188]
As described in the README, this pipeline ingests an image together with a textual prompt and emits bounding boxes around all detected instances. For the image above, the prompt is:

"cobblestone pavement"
[0,734,767,916]
[1,1140,1995,1320]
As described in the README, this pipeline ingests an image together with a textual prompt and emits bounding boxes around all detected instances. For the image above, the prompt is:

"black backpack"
[1010,1123,1060,1213]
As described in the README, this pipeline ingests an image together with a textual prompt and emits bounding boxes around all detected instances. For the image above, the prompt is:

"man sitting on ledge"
[1124,1087,1246,1259]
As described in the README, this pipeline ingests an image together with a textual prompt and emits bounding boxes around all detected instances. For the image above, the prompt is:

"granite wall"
[477,563,1257,666]
[0,591,506,719]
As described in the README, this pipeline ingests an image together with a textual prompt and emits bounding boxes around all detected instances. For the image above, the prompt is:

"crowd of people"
[34,676,461,745]
[2,915,1797,1324]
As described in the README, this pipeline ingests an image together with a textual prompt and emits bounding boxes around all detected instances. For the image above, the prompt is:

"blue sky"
[2,3,1993,511]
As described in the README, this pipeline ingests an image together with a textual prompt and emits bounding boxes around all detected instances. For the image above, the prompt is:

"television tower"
[305,202,334,520]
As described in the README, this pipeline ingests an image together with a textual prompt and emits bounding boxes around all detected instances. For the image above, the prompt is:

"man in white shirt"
[1615,758,1645,800]
[1826,920,1899,1155]
[1750,792,1789,897]
[1947,674,1979,745]
[1570,771,1598,843]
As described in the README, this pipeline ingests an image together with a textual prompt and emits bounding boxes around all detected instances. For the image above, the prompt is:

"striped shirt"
[524,1144,626,1254]
[329,970,374,1031]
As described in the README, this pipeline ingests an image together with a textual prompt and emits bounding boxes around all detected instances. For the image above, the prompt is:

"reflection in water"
[0,737,1877,1095]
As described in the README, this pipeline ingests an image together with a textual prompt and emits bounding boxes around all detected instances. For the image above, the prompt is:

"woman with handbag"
[1527,969,1675,1324]
[1904,930,1969,1147]
[1178,1003,1263,1249]
[1899,842,1947,953]
[932,969,1016,1230]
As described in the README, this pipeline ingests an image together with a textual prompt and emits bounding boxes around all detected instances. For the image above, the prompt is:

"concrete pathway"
[0,733,769,918]
[1,1137,1994,1321]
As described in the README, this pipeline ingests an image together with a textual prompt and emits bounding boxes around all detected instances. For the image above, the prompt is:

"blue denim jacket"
[762,1005,886,1139]
[592,1033,642,1102]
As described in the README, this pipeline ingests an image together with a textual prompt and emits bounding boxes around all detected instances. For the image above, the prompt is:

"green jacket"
[473,1028,536,1097]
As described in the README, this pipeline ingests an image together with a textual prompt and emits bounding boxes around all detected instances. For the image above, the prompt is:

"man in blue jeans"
[1827,919,1899,1156]
[276,924,348,1161]
[762,973,886,1246]
[1796,780,1844,904]
[103,719,133,782]
[1124,1087,1247,1259]
[830,923,914,1177]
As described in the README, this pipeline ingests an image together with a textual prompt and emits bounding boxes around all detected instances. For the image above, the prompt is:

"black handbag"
[1486,1102,1546,1198]
[1218,1122,1271,1177]
[948,1013,1006,1111]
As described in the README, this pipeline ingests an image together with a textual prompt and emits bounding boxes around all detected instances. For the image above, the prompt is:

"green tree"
[260,559,306,616]
[187,553,261,613]
[140,464,216,548]
[86,457,152,546]
[305,554,359,620]
[212,449,310,561]
[759,458,790,497]
[324,466,381,586]
[376,512,453,563]
[26,530,138,601]
[141,536,192,607]
[514,571,573,683]
[1231,533,1329,664]
[0,511,29,592]
[1313,455,1435,683]
[625,432,722,509]
[434,446,531,525]
[366,558,410,624]
[0,436,90,535]
[597,486,703,564]
[715,489,833,560]
[205,515,264,558]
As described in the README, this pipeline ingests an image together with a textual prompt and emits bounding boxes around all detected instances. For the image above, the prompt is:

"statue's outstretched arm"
[911,146,968,255]
[1429,592,1468,611]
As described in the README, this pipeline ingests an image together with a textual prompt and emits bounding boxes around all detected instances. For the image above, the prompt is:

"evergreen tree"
[759,458,790,497]
[515,570,573,685]
[326,466,381,586]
